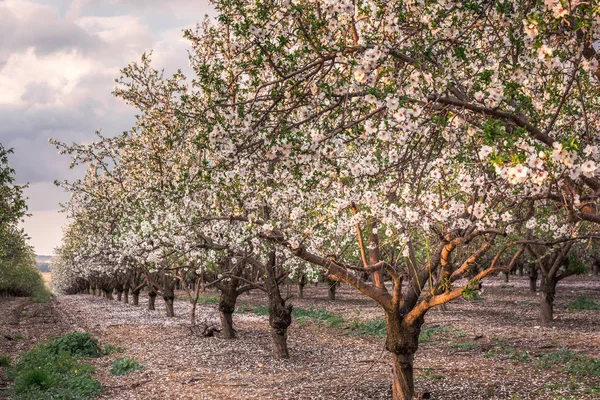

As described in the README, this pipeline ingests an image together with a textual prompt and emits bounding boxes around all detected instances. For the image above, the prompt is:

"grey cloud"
[0,3,102,60]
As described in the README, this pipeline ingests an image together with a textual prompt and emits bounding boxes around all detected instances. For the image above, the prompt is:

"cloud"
[1,0,213,254]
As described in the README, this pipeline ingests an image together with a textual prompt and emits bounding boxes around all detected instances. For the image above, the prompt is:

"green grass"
[13,333,24,340]
[109,357,146,376]
[197,296,219,304]
[538,348,600,377]
[566,296,600,311]
[0,355,10,367]
[348,318,387,337]
[3,332,103,400]
[448,340,479,350]
[422,368,445,380]
[31,289,52,303]
[484,340,530,363]
[419,326,446,343]
[103,344,124,356]
[292,306,345,328]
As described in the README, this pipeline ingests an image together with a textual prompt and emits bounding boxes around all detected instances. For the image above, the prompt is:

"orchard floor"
[1,275,600,400]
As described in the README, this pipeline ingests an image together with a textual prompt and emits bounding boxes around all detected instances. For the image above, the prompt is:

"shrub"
[45,332,103,359]
[5,333,102,400]
[566,296,600,311]
[109,357,146,376]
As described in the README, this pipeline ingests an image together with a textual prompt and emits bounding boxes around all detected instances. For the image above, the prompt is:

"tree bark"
[148,291,157,311]
[116,290,122,302]
[503,272,509,283]
[297,274,306,299]
[528,265,538,293]
[265,251,292,359]
[539,277,557,324]
[326,278,337,300]
[219,309,235,339]
[164,297,175,317]
[219,291,238,339]
[385,311,422,400]
[132,292,140,306]
[123,290,129,304]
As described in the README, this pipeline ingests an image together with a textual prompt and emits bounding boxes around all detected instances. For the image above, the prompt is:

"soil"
[1,275,599,399]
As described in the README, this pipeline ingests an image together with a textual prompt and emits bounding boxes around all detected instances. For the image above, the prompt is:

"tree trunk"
[271,329,289,359]
[116,290,122,302]
[298,274,306,299]
[593,261,599,276]
[123,290,129,304]
[132,292,140,306]
[539,277,557,325]
[219,310,235,339]
[265,251,292,359]
[190,301,197,325]
[148,292,157,310]
[528,265,538,293]
[164,297,175,317]
[385,312,422,400]
[326,278,337,300]
[503,272,509,283]
[104,290,114,300]
[219,290,238,339]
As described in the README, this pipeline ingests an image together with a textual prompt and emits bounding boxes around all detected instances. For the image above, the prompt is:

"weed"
[13,333,24,340]
[348,318,387,337]
[103,344,125,356]
[236,301,252,313]
[197,296,219,305]
[422,368,445,380]
[4,332,102,400]
[0,355,10,367]
[448,341,479,350]
[452,327,468,338]
[537,348,576,369]
[538,349,600,377]
[484,340,530,363]
[46,331,103,359]
[566,296,600,311]
[293,306,345,328]
[109,357,146,376]
[419,326,446,343]
[250,305,269,316]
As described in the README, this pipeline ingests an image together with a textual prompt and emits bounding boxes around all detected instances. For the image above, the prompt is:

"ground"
[1,275,599,399]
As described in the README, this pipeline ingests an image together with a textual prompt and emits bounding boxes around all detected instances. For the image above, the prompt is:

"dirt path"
[2,276,600,399]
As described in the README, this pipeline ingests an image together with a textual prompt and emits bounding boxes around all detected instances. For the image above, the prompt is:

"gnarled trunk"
[385,312,422,400]
[539,277,557,324]
[132,291,140,306]
[164,297,175,317]
[266,251,292,359]
[528,265,538,293]
[326,278,337,300]
[297,274,306,299]
[148,291,157,310]
[219,291,238,339]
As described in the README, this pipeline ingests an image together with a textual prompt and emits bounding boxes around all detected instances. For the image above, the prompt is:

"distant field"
[41,272,52,290]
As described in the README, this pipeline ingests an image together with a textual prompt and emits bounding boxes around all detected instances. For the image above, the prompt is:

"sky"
[1,0,213,255]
